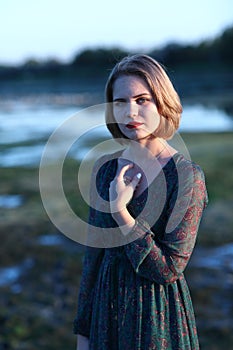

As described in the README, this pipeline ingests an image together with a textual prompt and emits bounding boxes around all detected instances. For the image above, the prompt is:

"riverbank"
[0,131,233,349]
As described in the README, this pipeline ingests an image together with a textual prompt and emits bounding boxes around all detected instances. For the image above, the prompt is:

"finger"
[118,163,134,181]
[130,172,142,189]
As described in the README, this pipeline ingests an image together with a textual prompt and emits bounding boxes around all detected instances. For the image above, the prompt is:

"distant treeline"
[0,25,232,96]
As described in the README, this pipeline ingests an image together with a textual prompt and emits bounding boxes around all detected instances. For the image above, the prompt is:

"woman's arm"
[110,161,208,284]
[124,163,208,284]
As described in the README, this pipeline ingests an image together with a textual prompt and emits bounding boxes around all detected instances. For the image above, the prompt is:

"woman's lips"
[126,122,143,129]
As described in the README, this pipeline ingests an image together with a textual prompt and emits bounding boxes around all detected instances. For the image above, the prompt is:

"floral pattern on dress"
[73,152,208,350]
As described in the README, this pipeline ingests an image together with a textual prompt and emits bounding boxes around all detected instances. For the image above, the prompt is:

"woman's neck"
[125,138,167,161]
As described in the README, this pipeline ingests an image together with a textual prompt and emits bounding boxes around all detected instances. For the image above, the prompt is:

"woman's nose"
[125,102,138,118]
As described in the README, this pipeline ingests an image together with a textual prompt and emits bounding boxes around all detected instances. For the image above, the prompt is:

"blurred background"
[0,0,233,349]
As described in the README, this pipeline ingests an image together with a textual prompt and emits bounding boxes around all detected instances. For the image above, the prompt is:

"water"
[37,233,83,251]
[180,104,233,132]
[0,98,232,168]
[191,243,233,273]
[0,194,23,208]
[0,258,34,288]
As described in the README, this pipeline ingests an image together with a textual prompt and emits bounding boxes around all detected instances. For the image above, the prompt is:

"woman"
[73,54,208,349]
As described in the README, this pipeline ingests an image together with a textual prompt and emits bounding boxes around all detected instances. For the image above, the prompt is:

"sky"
[0,0,232,65]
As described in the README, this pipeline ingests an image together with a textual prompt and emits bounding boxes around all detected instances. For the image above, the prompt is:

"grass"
[180,132,233,200]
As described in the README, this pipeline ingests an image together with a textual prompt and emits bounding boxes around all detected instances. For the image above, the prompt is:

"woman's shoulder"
[175,152,208,206]
[163,152,207,197]
[172,152,206,179]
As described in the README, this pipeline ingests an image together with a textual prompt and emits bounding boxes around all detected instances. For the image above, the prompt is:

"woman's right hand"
[77,334,89,350]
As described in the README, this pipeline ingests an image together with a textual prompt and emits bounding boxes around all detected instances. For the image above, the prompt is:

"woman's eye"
[137,97,148,105]
[113,101,125,107]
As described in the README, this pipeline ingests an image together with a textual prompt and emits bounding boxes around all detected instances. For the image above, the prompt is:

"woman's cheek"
[145,112,161,134]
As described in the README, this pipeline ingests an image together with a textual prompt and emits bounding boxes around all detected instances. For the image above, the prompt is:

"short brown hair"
[105,54,182,140]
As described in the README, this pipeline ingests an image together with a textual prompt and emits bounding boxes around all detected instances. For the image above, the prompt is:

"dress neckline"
[111,151,181,201]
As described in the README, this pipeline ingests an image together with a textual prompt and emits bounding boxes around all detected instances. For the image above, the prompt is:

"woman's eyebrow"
[113,93,151,101]
[113,97,126,102]
[133,93,151,99]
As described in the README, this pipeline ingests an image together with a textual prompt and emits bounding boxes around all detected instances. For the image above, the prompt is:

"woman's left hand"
[109,163,141,213]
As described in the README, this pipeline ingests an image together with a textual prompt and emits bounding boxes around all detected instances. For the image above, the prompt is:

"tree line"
[0,25,232,88]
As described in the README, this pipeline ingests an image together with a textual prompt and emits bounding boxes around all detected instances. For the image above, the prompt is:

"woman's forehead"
[113,75,151,98]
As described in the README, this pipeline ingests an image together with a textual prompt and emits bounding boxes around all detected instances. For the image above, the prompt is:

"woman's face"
[112,75,160,142]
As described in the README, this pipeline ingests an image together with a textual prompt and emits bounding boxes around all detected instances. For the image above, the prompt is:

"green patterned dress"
[73,152,208,349]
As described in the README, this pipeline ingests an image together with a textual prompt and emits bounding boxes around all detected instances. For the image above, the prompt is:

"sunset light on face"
[113,75,160,141]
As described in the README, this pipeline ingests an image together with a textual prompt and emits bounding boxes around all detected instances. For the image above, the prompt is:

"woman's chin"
[120,127,152,141]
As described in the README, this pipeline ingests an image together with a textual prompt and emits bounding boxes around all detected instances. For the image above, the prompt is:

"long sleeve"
[73,159,105,336]
[124,162,208,285]
[73,246,104,336]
